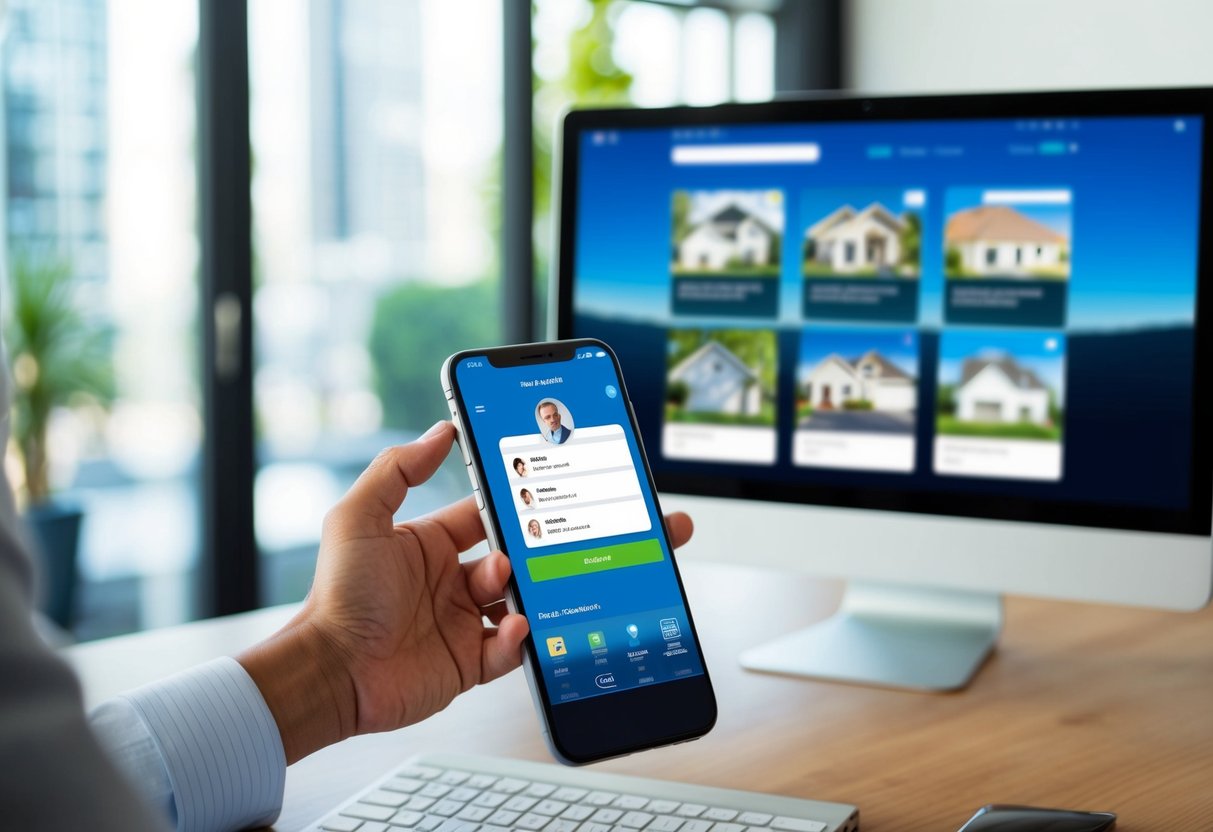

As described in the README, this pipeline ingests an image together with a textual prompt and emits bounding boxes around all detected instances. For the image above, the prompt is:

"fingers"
[480,613,529,683]
[330,422,455,536]
[416,496,489,555]
[665,511,694,549]
[480,600,509,626]
[463,550,512,608]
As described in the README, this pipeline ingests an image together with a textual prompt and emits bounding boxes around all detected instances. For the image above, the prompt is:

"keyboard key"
[487,810,521,826]
[591,808,624,824]
[680,820,713,832]
[585,792,620,807]
[421,784,452,799]
[737,814,772,826]
[416,816,445,831]
[435,820,478,832]
[457,806,494,822]
[614,796,650,810]
[449,787,481,803]
[650,816,684,832]
[430,800,466,817]
[620,811,655,829]
[473,793,509,809]
[321,817,362,832]
[646,802,680,815]
[364,791,410,808]
[384,778,427,794]
[518,813,554,830]
[439,771,471,785]
[407,797,437,812]
[344,804,398,822]
[362,824,390,832]
[398,766,443,781]
[771,819,826,832]
[390,810,425,827]
[505,796,540,812]
[527,783,559,798]
[482,826,512,832]
[561,805,596,822]
[703,810,738,822]
[709,823,745,832]
[534,800,571,816]
[676,805,708,818]
[467,775,499,790]
[495,778,531,794]
[553,787,589,802]
[578,824,612,832]
[546,820,581,832]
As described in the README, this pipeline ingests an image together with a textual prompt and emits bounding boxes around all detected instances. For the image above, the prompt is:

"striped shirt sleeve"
[92,657,286,832]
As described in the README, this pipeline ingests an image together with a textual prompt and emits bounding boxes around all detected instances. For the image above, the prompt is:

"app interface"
[573,115,1205,526]
[455,348,705,705]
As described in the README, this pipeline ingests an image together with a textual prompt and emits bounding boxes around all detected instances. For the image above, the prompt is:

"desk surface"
[64,563,1213,832]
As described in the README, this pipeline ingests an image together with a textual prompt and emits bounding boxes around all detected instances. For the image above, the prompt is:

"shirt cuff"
[118,656,287,832]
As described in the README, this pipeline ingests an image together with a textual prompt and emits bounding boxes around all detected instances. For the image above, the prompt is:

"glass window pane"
[250,0,504,605]
[2,0,201,640]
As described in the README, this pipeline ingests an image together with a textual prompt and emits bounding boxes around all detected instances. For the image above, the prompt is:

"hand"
[240,421,694,764]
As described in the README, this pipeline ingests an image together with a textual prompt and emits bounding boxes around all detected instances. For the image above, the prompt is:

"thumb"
[328,421,454,537]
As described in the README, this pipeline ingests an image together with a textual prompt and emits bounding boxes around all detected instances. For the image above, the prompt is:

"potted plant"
[6,251,113,629]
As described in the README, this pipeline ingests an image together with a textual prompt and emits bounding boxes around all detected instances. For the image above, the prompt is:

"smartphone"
[440,338,716,764]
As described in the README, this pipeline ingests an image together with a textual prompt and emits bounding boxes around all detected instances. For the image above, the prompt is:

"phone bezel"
[442,338,717,764]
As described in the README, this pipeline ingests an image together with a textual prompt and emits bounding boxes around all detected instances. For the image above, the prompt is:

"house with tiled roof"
[956,354,1050,424]
[803,349,916,411]
[945,204,1068,277]
[669,340,764,415]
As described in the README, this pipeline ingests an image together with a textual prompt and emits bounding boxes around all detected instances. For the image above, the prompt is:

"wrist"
[237,612,358,765]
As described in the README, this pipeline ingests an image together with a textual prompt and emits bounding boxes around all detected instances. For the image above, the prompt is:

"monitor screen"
[557,90,1212,540]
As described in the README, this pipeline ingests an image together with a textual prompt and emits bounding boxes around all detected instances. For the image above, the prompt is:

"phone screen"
[452,344,707,708]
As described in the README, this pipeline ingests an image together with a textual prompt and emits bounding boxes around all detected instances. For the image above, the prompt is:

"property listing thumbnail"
[801,187,924,323]
[794,328,919,473]
[670,189,784,318]
[934,330,1066,481]
[662,328,777,465]
[943,188,1072,327]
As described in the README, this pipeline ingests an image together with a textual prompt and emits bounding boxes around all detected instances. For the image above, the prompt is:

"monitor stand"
[739,582,1002,691]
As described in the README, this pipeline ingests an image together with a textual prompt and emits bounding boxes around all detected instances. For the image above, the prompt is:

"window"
[249,1,504,604]
[986,247,998,266]
[3,0,201,639]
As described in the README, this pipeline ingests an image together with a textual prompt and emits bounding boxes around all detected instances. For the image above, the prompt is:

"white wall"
[847,0,1213,93]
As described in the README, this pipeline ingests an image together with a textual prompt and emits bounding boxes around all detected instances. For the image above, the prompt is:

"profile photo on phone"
[519,488,535,510]
[527,518,543,539]
[512,457,529,478]
[536,398,574,445]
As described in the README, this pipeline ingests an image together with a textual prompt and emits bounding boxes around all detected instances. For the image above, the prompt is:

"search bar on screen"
[671,143,821,165]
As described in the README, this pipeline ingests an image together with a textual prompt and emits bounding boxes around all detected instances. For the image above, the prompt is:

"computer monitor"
[554,87,1213,691]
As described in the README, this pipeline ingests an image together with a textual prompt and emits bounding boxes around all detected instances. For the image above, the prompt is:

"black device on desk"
[958,804,1116,831]
[554,86,1213,692]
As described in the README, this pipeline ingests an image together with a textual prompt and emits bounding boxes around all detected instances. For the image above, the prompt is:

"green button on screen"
[526,538,665,582]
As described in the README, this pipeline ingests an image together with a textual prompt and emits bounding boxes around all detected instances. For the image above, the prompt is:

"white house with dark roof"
[668,340,763,415]
[956,354,1050,424]
[945,204,1067,277]
[803,349,916,411]
[805,202,907,274]
[678,204,775,270]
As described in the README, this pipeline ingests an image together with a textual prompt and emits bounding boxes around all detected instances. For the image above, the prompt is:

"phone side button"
[474,488,485,511]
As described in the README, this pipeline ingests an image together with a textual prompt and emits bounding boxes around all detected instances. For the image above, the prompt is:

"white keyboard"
[308,753,858,832]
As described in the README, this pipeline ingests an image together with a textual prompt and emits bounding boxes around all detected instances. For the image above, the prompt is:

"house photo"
[936,332,1066,442]
[671,190,784,276]
[666,329,777,426]
[944,202,1071,279]
[795,329,919,434]
[803,201,920,277]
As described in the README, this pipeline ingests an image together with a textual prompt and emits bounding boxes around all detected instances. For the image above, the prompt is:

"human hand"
[240,421,694,764]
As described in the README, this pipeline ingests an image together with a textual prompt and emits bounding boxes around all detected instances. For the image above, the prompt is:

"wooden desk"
[64,562,1213,832]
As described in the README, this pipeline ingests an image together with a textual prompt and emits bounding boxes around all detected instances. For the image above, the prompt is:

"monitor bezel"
[555,87,1213,539]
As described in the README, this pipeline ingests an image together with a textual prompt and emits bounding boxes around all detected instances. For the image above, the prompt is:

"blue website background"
[454,351,705,704]
[572,115,1204,512]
